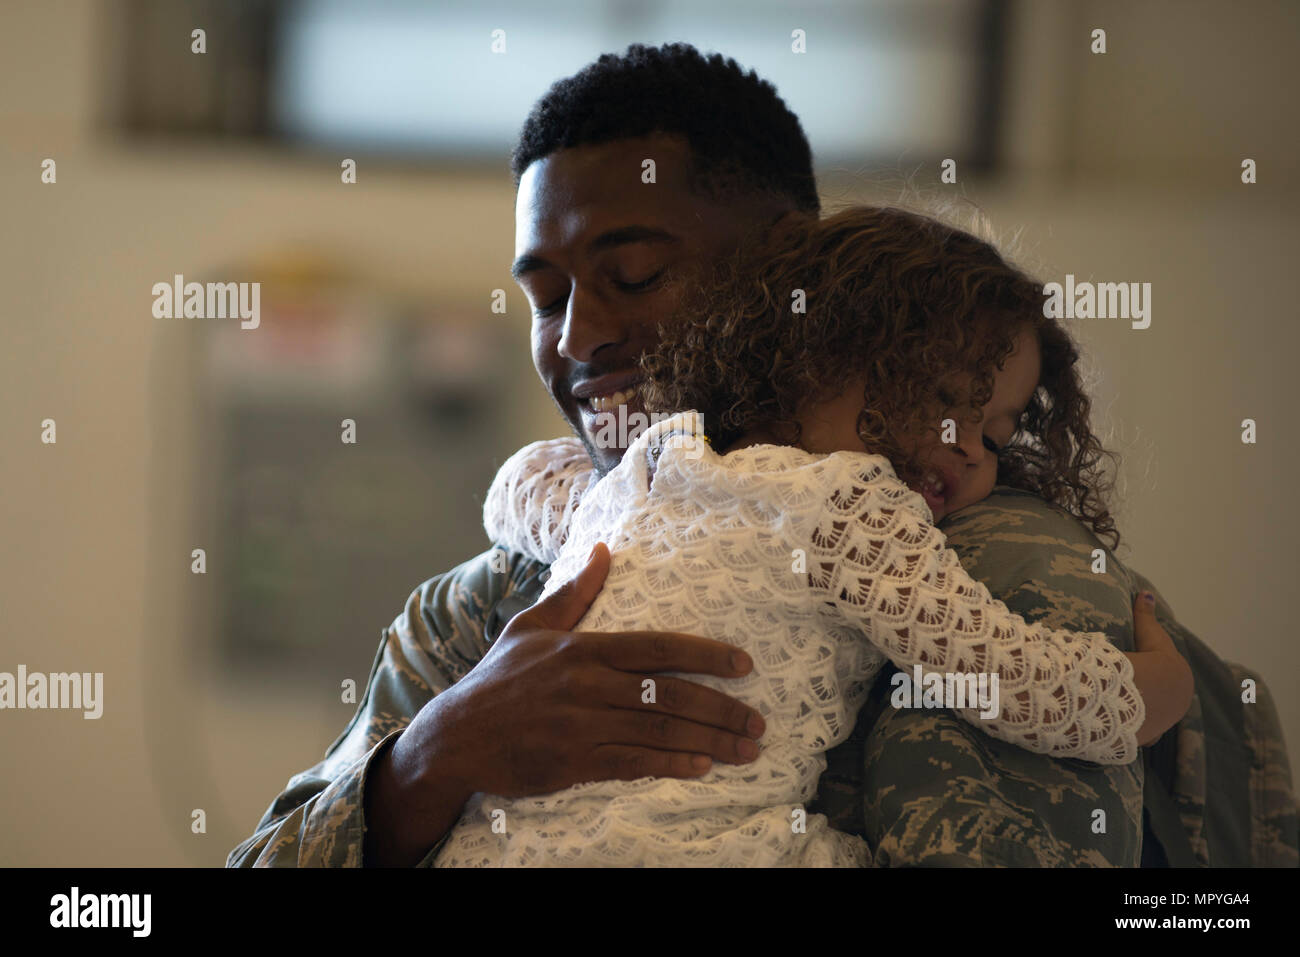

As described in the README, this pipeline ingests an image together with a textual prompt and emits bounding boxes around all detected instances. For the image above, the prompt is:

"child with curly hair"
[434,205,1193,868]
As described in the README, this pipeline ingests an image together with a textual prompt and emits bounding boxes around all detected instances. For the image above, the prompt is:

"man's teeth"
[922,472,946,497]
[588,387,638,413]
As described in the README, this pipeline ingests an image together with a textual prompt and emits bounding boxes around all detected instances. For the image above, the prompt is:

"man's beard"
[572,409,641,479]
[551,392,621,479]
[574,426,617,479]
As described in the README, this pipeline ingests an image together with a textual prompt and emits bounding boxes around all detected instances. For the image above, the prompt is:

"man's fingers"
[599,671,764,739]
[589,744,715,783]
[588,629,755,679]
[525,542,611,632]
[602,707,761,765]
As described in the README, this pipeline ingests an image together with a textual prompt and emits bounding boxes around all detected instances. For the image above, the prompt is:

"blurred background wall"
[1,0,1296,865]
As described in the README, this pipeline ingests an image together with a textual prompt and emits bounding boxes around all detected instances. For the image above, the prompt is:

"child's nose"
[953,426,991,463]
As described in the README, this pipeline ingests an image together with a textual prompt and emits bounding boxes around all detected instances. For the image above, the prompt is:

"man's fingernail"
[731,651,751,672]
[1142,591,1155,606]
[748,712,766,736]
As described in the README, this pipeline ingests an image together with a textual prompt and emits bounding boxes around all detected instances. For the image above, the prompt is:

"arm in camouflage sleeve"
[224,547,545,867]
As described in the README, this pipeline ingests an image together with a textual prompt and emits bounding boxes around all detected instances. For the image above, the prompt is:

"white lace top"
[433,411,1145,867]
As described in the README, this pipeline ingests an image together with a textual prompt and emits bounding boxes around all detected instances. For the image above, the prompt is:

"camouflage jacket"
[226,486,1297,867]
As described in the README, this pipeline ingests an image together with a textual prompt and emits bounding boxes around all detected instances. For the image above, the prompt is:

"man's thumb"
[528,542,611,632]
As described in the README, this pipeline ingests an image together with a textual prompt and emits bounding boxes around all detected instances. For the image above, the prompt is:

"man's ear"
[755,209,817,255]
[768,208,815,233]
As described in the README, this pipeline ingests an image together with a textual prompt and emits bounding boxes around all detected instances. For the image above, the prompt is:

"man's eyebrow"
[510,254,548,281]
[587,225,680,255]
[510,226,680,281]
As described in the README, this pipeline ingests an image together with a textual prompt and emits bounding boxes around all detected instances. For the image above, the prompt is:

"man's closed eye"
[614,269,666,293]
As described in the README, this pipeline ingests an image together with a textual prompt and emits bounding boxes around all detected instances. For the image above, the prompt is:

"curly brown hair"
[639,204,1122,549]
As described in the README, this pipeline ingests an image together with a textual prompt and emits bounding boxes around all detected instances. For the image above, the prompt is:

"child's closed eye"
[982,435,1002,455]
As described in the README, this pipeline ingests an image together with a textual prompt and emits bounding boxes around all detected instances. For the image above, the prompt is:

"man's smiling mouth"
[571,371,644,414]
[587,386,639,412]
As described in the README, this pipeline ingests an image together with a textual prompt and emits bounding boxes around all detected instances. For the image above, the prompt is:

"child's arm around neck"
[801,452,1149,765]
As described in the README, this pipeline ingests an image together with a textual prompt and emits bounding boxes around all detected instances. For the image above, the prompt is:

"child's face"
[903,326,1041,521]
[796,326,1041,522]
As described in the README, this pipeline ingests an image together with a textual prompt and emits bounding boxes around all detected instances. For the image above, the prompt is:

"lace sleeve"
[807,454,1145,765]
[482,437,596,565]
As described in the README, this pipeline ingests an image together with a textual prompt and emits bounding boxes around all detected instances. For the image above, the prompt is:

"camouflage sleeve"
[225,547,547,867]
[1228,662,1299,867]
[859,486,1146,867]
[1127,568,1299,867]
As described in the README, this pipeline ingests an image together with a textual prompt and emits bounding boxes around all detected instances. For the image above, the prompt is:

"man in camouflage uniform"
[225,486,1298,867]
[227,45,1297,868]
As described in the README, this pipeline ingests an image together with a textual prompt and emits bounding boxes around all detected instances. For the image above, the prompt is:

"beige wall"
[1,0,1295,865]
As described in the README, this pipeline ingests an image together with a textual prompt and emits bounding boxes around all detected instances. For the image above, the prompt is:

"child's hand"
[1124,591,1195,746]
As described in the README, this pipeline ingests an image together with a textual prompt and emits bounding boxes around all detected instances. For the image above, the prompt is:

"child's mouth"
[917,470,950,514]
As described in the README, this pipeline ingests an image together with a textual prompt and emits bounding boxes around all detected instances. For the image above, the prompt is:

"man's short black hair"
[510,42,819,214]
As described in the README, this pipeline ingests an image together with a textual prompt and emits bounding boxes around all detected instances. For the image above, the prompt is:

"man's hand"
[363,542,765,866]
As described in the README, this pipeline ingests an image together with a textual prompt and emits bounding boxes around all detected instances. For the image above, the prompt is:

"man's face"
[512,133,780,475]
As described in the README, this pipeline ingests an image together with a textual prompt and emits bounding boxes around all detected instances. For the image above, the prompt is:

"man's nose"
[557,287,626,363]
